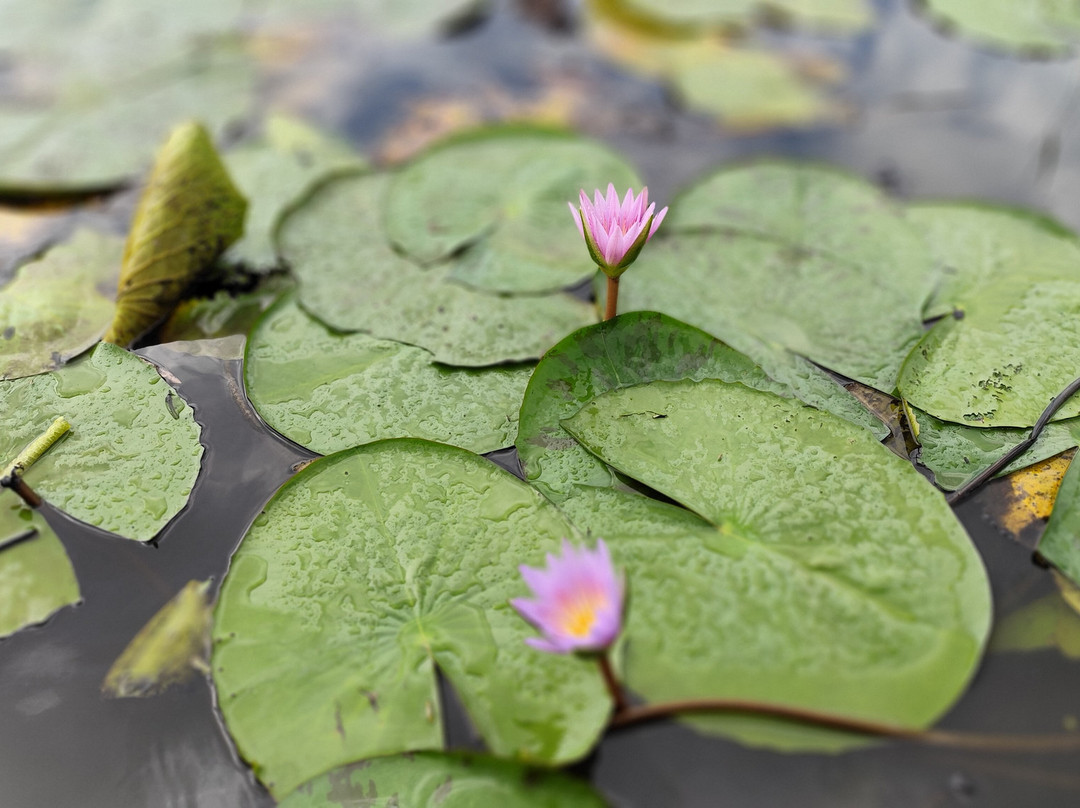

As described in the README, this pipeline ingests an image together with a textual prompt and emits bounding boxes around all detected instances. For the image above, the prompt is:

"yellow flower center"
[561,605,598,638]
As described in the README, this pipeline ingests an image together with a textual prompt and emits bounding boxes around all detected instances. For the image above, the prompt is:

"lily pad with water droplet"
[560,378,991,751]
[212,439,610,799]
[245,297,532,454]
[0,342,203,542]
[279,171,596,366]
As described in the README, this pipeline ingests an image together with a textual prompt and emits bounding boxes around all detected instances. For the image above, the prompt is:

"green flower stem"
[596,653,628,714]
[608,698,1080,752]
[604,276,619,321]
[1,416,71,508]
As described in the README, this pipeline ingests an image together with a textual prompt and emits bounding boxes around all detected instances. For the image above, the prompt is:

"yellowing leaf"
[103,122,246,347]
[986,449,1076,550]
[102,579,213,698]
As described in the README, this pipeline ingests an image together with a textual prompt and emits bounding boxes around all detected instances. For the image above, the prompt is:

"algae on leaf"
[0,343,203,542]
[105,122,247,347]
[245,297,531,454]
[0,229,120,380]
[558,379,990,751]
[279,171,596,366]
[212,440,610,799]
[0,492,80,640]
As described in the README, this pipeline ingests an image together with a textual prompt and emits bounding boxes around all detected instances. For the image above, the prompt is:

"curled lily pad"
[0,343,203,542]
[245,297,531,454]
[559,378,991,750]
[383,127,642,294]
[0,229,120,380]
[279,752,607,808]
[0,492,80,640]
[212,440,609,799]
[898,205,1080,428]
[617,162,935,392]
[279,171,596,366]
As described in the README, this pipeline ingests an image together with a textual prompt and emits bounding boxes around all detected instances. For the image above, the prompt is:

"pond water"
[2,0,1080,805]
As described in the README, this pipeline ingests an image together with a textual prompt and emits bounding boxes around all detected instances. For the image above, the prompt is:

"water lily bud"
[569,184,668,278]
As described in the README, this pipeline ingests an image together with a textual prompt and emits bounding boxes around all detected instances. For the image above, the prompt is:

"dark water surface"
[3,0,1080,805]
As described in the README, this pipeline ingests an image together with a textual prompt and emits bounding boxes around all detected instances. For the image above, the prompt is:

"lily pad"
[1039,455,1080,588]
[224,115,367,271]
[615,0,871,31]
[0,492,80,640]
[898,205,1080,427]
[0,342,203,542]
[383,128,642,293]
[918,0,1080,56]
[516,312,879,503]
[0,229,120,380]
[247,0,487,37]
[560,378,991,749]
[279,171,596,366]
[279,752,606,808]
[245,297,531,454]
[212,440,610,799]
[617,162,935,392]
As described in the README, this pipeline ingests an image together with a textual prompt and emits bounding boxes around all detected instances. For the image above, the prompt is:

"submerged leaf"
[245,297,531,454]
[0,492,80,640]
[991,574,1080,659]
[102,579,213,698]
[0,229,120,379]
[104,122,246,347]
[0,342,203,541]
[213,440,609,799]
[279,752,607,808]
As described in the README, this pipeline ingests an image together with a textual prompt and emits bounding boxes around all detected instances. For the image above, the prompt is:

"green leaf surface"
[0,229,120,380]
[0,47,254,191]
[383,128,642,293]
[617,0,870,30]
[0,493,80,640]
[279,171,596,366]
[516,312,878,503]
[919,0,1080,55]
[247,0,487,37]
[560,378,991,749]
[280,752,607,808]
[990,590,1080,659]
[224,115,366,272]
[1039,455,1080,588]
[212,440,610,799]
[618,162,935,391]
[898,205,1080,427]
[245,297,531,454]
[0,343,203,541]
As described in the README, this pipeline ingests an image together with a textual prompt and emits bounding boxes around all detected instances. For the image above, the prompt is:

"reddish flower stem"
[604,276,619,321]
[596,654,628,714]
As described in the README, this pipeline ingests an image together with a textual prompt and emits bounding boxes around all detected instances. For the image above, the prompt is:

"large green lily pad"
[559,378,991,749]
[224,115,367,271]
[0,229,120,380]
[0,492,80,639]
[516,312,880,503]
[0,342,203,541]
[898,205,1080,427]
[279,171,596,366]
[617,162,935,392]
[245,297,531,454]
[383,128,642,294]
[918,0,1080,56]
[280,752,606,808]
[212,440,610,799]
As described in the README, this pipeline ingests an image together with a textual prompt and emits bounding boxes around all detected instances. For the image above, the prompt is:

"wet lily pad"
[224,115,367,272]
[212,440,610,799]
[279,752,606,808]
[0,343,203,542]
[0,492,80,640]
[898,205,1080,427]
[279,171,596,366]
[0,229,120,380]
[516,312,879,503]
[245,297,531,454]
[561,378,991,750]
[1038,455,1080,588]
[918,0,1080,56]
[617,162,935,391]
[383,128,642,293]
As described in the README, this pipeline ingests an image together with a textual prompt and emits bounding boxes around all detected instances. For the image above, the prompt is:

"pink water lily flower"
[570,184,668,278]
[511,539,625,654]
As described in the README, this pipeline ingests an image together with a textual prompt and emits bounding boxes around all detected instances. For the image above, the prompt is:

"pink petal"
[648,206,668,238]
